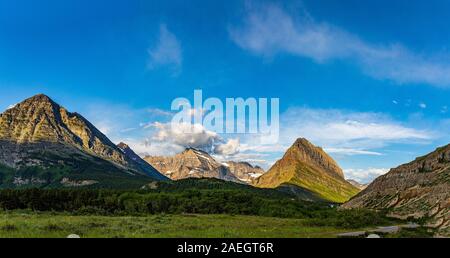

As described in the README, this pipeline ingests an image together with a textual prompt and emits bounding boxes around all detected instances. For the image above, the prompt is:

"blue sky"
[1,0,450,183]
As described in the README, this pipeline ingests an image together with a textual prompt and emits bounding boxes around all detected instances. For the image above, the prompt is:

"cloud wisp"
[344,168,390,184]
[148,24,182,74]
[324,148,383,156]
[229,4,450,87]
[280,107,434,156]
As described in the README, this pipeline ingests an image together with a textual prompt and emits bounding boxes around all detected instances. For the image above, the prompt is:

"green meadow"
[0,211,363,238]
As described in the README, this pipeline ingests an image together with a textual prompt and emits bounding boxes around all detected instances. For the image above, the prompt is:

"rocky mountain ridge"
[0,94,166,188]
[144,148,265,183]
[342,144,450,234]
[256,138,360,203]
[223,161,265,184]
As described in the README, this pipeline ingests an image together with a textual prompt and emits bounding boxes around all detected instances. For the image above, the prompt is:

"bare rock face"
[0,94,125,166]
[144,148,242,183]
[256,138,360,203]
[0,94,166,187]
[342,144,450,234]
[224,161,265,184]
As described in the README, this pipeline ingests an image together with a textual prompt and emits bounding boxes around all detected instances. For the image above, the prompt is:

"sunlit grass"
[0,211,358,238]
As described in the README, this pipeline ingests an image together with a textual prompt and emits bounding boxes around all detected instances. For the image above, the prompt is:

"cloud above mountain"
[229,3,450,87]
[280,107,433,156]
[151,122,220,152]
[144,122,240,157]
[344,168,390,184]
[147,24,182,74]
[214,138,240,155]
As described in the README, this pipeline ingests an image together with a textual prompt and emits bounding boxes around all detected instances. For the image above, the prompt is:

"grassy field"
[0,211,362,238]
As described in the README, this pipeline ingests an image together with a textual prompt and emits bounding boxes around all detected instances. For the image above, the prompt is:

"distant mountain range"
[144,148,264,184]
[0,94,167,188]
[343,144,450,234]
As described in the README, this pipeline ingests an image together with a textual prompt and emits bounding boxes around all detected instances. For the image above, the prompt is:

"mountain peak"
[256,138,359,203]
[294,137,312,145]
[287,138,344,179]
[28,93,53,101]
[20,94,58,107]
[3,93,58,113]
[0,94,167,187]
[293,137,325,152]
[183,147,198,153]
[182,147,211,157]
[1,93,118,152]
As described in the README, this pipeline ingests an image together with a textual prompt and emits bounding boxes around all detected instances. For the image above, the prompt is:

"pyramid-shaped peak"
[180,148,218,164]
[183,147,209,155]
[292,138,327,152]
[294,138,315,147]
[30,93,51,99]
[0,93,108,146]
[7,94,62,114]
[256,138,358,202]
[284,138,344,178]
[25,94,57,104]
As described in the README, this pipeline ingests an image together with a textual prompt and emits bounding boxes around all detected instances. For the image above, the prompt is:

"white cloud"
[214,138,240,155]
[229,4,450,87]
[120,127,138,133]
[281,108,433,155]
[151,122,220,152]
[324,148,383,156]
[419,102,427,109]
[148,24,182,73]
[124,138,185,157]
[146,122,242,158]
[344,168,390,184]
[239,142,289,153]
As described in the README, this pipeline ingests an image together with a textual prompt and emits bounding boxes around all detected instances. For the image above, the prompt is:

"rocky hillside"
[145,148,245,183]
[224,161,265,184]
[342,144,450,235]
[0,94,166,188]
[255,138,360,203]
